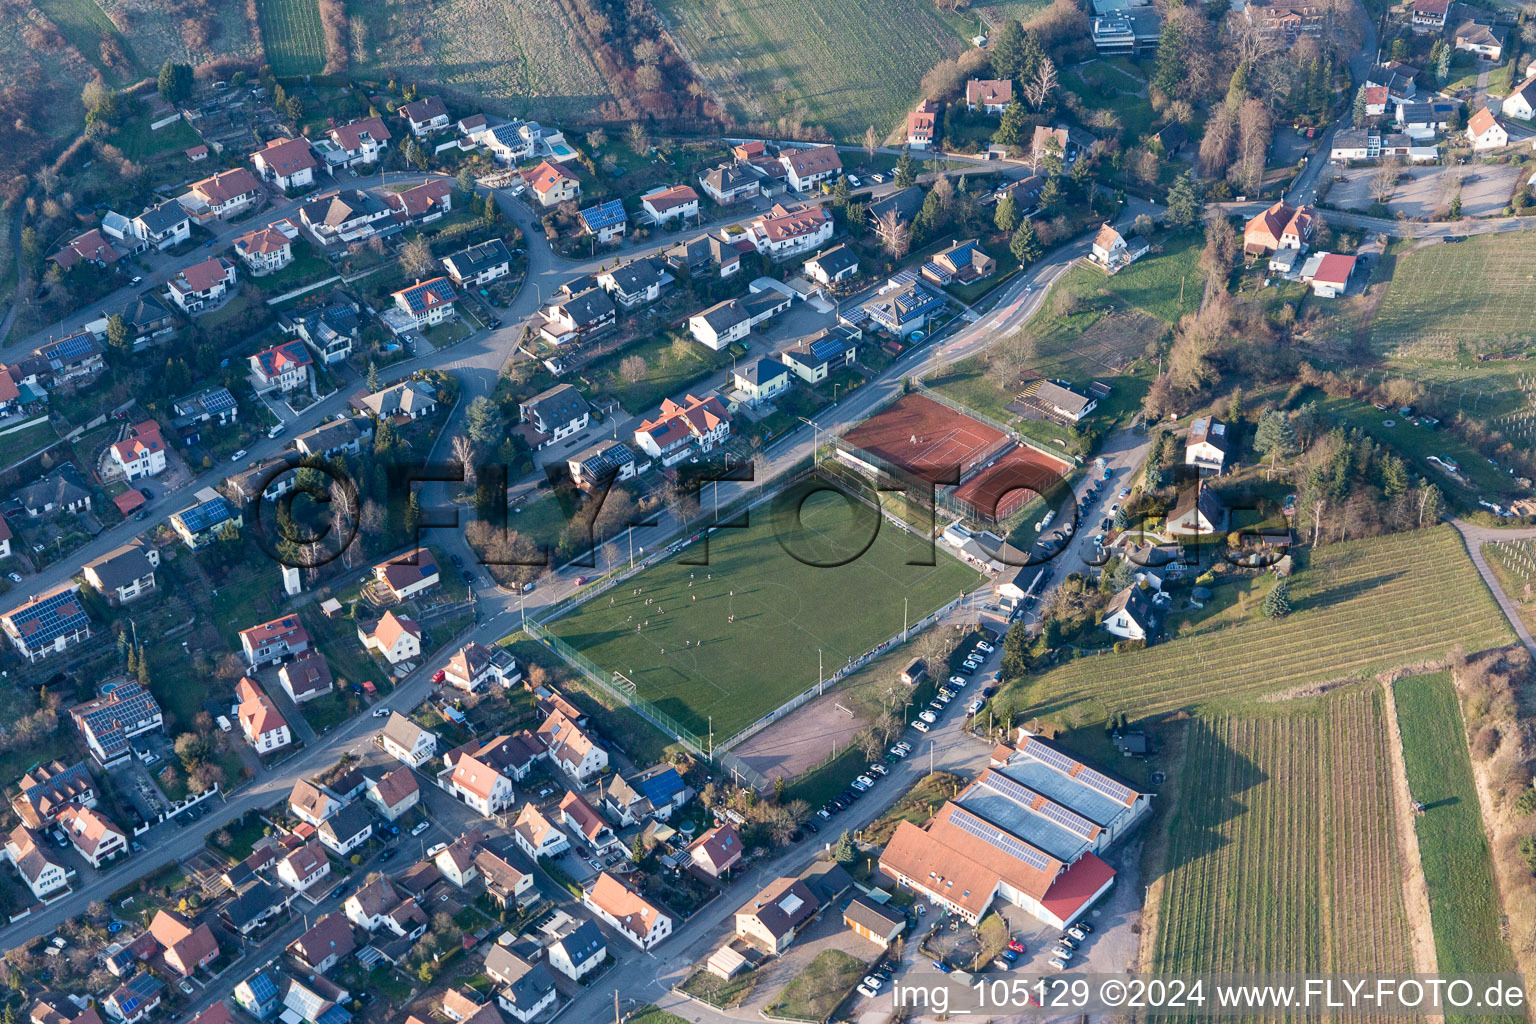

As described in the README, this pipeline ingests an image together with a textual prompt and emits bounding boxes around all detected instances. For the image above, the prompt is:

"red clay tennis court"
[953,445,1074,522]
[840,394,1008,483]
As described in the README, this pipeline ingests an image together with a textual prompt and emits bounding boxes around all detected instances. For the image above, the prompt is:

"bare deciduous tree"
[398,236,434,278]
[619,354,647,383]
[876,208,911,260]
[1022,57,1059,111]
[864,124,880,161]
[1370,155,1401,204]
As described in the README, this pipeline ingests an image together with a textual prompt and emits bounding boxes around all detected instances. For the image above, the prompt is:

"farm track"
[1019,526,1511,719]
[1152,695,1416,1021]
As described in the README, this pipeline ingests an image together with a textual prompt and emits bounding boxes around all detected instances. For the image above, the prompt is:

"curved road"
[1452,518,1536,658]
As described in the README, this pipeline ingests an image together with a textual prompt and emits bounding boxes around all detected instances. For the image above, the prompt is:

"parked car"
[912,720,930,733]
[1048,956,1069,970]
[6,572,21,584]
[1073,921,1093,935]
[975,641,994,653]
[372,707,390,718]
[855,774,876,787]
[919,711,937,724]
[411,821,431,836]
[992,958,1012,971]
[949,675,966,686]
[931,960,951,973]
[230,449,247,462]
[1007,938,1027,953]
[967,699,984,714]
[1067,925,1088,941]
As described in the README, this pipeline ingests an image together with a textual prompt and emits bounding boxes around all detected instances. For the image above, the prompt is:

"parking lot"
[1326,161,1522,219]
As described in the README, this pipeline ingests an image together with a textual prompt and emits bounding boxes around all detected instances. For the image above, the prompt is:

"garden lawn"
[655,0,966,142]
[581,333,732,415]
[546,480,981,741]
[765,949,868,1021]
[1392,672,1517,977]
[0,419,61,469]
[1007,524,1512,722]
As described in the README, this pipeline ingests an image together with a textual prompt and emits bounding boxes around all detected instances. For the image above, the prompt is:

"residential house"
[448,732,546,783]
[1328,128,1375,162]
[236,677,292,754]
[2,582,94,665]
[698,164,759,205]
[34,332,105,383]
[1185,417,1229,473]
[221,460,296,507]
[1018,379,1097,423]
[1301,251,1357,297]
[748,203,832,260]
[734,876,820,954]
[577,199,628,243]
[1468,107,1509,150]
[804,244,859,286]
[596,255,669,310]
[923,238,997,286]
[1368,62,1418,101]
[233,972,281,1019]
[861,278,946,337]
[220,881,291,936]
[583,872,673,949]
[399,97,452,137]
[289,913,356,975]
[107,421,167,482]
[907,99,939,149]
[239,615,310,667]
[1395,100,1457,139]
[435,834,481,887]
[234,226,294,275]
[81,541,158,609]
[779,327,857,385]
[96,292,177,351]
[344,877,426,940]
[169,387,238,442]
[1411,0,1449,31]
[487,948,557,1023]
[359,378,439,421]
[251,138,319,190]
[559,791,618,852]
[386,278,458,335]
[295,418,365,458]
[641,184,700,225]
[366,767,420,821]
[69,681,161,767]
[4,825,69,899]
[170,492,242,549]
[634,393,733,465]
[167,256,236,314]
[280,976,352,1024]
[1166,484,1226,537]
[249,340,312,393]
[1502,76,1536,119]
[1455,20,1506,60]
[299,189,393,246]
[731,357,791,407]
[1242,200,1315,255]
[665,234,741,279]
[10,760,95,829]
[14,472,92,517]
[50,229,121,271]
[867,186,925,247]
[547,920,605,980]
[104,975,163,1024]
[688,290,791,349]
[519,384,592,445]
[360,611,422,665]
[844,896,906,947]
[526,161,580,207]
[443,642,521,692]
[323,117,391,167]
[475,848,534,908]
[512,804,569,859]
[1243,0,1325,39]
[56,804,127,867]
[380,713,438,767]
[1088,223,1148,271]
[149,909,220,976]
[442,240,512,287]
[318,803,373,856]
[1031,125,1096,166]
[373,548,440,602]
[130,200,191,251]
[450,753,515,815]
[473,121,537,164]
[289,291,361,365]
[278,654,333,705]
[179,169,262,222]
[538,287,615,344]
[567,440,643,491]
[384,179,455,227]
[968,79,1014,114]
[687,823,743,879]
[779,145,841,191]
[1103,582,1157,641]
[276,841,331,892]
[289,780,338,826]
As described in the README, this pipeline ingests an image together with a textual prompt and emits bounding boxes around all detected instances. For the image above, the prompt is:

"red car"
[574,575,591,586]
[431,669,446,684]
[1007,938,1027,954]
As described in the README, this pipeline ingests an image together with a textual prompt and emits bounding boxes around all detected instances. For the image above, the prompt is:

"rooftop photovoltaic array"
[41,333,96,360]
[947,806,1053,872]
[1074,766,1135,804]
[979,771,1098,840]
[580,200,627,231]
[177,496,236,533]
[1020,738,1079,775]
[4,586,90,645]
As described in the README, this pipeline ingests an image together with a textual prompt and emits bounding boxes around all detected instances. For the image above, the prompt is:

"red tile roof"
[255,137,319,177]
[178,256,233,293]
[236,677,288,738]
[757,203,829,242]
[331,116,391,150]
[642,185,699,214]
[236,226,291,256]
[527,160,578,196]
[188,168,261,205]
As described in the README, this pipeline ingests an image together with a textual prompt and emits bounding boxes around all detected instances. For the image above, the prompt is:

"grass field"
[0,419,62,470]
[581,334,732,415]
[1152,691,1412,977]
[1007,525,1512,722]
[257,0,326,76]
[546,481,980,740]
[765,949,868,1021]
[656,0,966,141]
[1392,672,1517,978]
[1062,61,1156,142]
[1482,539,1536,631]
[35,0,139,85]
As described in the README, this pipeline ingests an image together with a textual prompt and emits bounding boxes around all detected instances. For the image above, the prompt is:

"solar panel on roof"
[1021,738,1079,775]
[947,806,1053,871]
[201,388,237,414]
[42,333,95,360]
[1074,766,1135,804]
[979,771,1097,839]
[580,200,626,230]
[5,587,91,646]
[178,496,235,533]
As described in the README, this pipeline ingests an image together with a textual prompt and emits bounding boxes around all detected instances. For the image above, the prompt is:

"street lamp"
[796,415,820,453]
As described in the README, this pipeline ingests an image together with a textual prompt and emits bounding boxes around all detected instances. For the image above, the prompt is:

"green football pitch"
[546,483,981,741]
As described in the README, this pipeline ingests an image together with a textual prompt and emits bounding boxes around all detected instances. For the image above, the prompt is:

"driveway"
[1451,518,1536,658]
